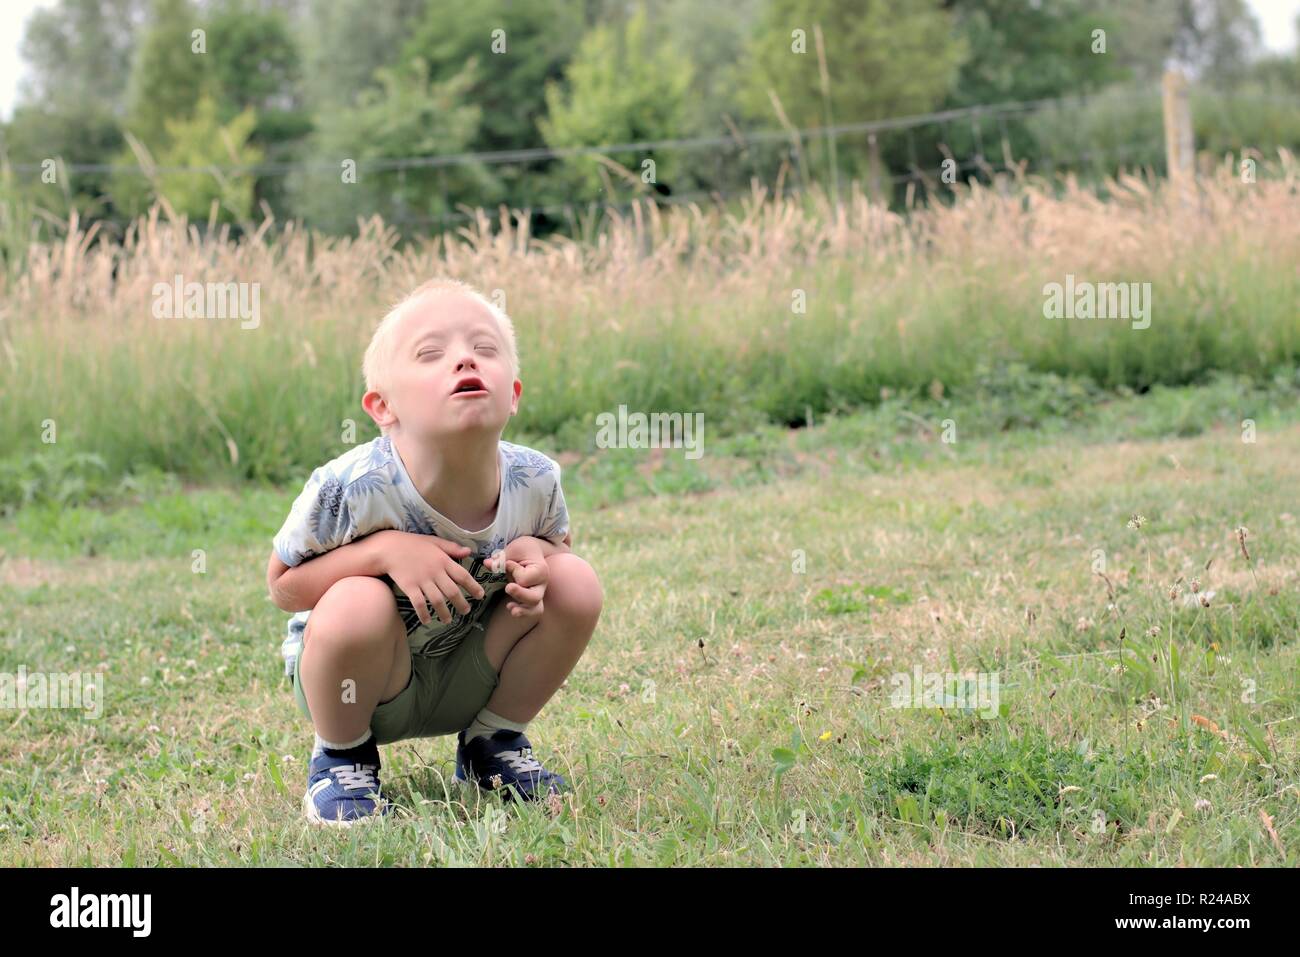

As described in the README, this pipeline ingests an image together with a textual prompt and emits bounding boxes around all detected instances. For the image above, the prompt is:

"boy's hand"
[494,537,549,619]
[374,529,486,626]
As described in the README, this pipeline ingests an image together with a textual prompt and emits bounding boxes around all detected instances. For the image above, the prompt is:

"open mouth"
[451,376,488,397]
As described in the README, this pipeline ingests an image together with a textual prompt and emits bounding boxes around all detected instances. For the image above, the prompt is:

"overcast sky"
[0,0,1297,121]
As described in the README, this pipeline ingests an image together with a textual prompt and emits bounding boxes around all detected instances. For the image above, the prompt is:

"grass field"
[1,377,1295,866]
[2,160,1298,499]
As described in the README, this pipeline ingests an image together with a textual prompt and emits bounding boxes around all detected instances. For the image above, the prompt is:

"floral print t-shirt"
[271,435,569,676]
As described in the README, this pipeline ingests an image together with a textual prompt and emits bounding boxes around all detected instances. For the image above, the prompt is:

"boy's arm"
[267,529,480,614]
[510,456,572,561]
[266,533,389,612]
[502,532,571,563]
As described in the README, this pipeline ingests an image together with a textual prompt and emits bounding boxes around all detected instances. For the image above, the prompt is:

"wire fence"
[5,84,1296,237]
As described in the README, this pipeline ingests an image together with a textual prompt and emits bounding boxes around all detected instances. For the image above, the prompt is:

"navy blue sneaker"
[454,729,566,801]
[303,737,390,826]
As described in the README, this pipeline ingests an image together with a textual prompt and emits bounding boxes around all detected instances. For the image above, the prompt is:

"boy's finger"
[506,582,544,604]
[506,560,546,587]
[432,538,472,557]
[419,579,453,623]
[405,585,431,625]
[448,563,486,600]
[436,574,471,615]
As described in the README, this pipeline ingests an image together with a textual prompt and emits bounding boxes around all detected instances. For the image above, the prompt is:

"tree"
[1171,0,1261,84]
[151,96,264,221]
[539,5,694,203]
[17,0,145,114]
[204,0,311,219]
[2,104,124,223]
[122,0,212,149]
[7,0,146,221]
[660,0,762,135]
[741,0,965,193]
[286,58,487,232]
[943,0,1129,107]
[400,0,587,209]
[299,0,429,113]
[205,0,305,123]
[402,0,585,152]
[742,0,965,128]
[1100,0,1262,84]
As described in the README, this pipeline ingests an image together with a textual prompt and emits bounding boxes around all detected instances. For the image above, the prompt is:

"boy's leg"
[296,576,413,825]
[479,552,603,723]
[299,575,410,744]
[455,553,602,797]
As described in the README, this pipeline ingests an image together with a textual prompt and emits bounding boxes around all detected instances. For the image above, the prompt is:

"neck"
[392,429,501,530]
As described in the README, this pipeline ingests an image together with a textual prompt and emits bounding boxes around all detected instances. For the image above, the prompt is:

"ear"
[362,389,397,431]
[508,378,522,417]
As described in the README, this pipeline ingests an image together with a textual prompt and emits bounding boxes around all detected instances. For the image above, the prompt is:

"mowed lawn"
[1,391,1297,866]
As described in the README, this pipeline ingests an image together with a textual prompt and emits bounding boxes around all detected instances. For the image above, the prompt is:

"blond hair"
[362,278,520,433]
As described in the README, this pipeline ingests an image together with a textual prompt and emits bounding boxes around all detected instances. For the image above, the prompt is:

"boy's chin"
[425,416,508,441]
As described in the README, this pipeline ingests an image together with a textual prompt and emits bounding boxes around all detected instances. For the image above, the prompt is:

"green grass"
[2,165,1297,497]
[0,378,1296,865]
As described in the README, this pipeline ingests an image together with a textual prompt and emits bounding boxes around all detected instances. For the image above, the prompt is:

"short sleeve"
[272,466,356,567]
[532,459,570,545]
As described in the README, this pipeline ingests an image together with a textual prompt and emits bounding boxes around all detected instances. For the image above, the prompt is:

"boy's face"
[365,291,520,441]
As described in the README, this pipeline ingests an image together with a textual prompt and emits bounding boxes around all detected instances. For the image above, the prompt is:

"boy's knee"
[545,553,603,624]
[305,576,400,649]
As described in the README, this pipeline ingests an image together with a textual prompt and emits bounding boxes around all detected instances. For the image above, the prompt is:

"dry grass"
[0,156,1297,495]
[6,155,1296,321]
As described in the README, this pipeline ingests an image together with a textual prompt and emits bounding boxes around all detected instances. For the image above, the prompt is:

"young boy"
[265,278,603,826]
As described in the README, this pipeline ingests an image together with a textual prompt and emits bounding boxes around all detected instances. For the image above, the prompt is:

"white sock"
[464,707,528,743]
[313,729,373,756]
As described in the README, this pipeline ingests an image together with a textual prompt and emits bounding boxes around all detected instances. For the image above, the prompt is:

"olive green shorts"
[292,595,502,745]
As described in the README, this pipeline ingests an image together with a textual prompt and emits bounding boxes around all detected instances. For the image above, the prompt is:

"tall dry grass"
[1,154,1297,492]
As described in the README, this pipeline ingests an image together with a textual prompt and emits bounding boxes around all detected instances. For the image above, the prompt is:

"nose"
[454,353,479,373]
